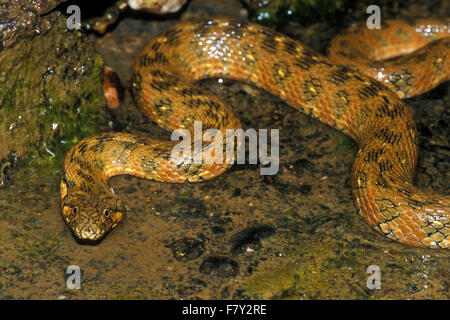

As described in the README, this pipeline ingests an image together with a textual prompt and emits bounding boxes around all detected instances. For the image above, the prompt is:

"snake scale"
[60,18,449,248]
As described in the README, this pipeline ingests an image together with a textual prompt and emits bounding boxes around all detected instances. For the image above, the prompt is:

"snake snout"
[76,221,102,241]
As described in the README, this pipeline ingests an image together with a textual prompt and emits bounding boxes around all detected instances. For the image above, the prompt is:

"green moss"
[242,261,297,299]
[241,240,370,299]
[0,7,108,170]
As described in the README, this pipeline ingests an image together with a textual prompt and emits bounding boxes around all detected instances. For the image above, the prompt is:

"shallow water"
[0,0,448,299]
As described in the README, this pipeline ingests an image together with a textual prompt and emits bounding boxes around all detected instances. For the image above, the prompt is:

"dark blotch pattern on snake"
[60,19,449,248]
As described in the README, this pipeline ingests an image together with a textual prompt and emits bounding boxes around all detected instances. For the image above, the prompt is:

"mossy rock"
[0,2,108,169]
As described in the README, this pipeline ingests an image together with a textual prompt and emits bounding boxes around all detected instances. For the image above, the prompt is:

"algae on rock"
[0,1,107,169]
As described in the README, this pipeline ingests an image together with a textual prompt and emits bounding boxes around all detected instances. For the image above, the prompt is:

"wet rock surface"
[0,0,448,299]
[229,225,276,253]
[171,237,205,261]
[0,0,107,168]
[199,256,239,278]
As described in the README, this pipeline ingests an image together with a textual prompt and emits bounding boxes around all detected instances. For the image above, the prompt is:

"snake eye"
[72,207,78,214]
[102,209,110,218]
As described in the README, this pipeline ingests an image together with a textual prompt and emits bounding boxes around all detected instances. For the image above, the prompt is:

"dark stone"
[229,225,276,253]
[212,226,225,234]
[199,256,239,277]
[171,238,204,261]
[232,187,242,197]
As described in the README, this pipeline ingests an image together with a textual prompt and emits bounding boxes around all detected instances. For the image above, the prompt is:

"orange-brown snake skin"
[60,19,449,248]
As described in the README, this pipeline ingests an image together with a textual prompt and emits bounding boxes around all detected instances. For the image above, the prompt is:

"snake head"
[61,190,125,243]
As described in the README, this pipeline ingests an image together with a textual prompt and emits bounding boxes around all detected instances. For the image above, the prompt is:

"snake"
[60,18,450,248]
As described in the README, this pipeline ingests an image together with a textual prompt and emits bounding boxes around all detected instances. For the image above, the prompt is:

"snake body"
[60,19,450,248]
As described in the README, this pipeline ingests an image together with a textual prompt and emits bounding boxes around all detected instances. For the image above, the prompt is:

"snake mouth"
[73,236,104,246]
[72,229,106,245]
